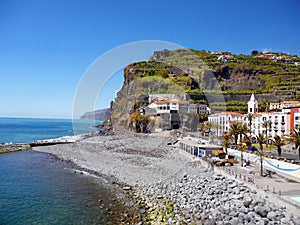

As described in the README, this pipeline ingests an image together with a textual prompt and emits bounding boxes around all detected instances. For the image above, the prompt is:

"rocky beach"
[34,132,300,224]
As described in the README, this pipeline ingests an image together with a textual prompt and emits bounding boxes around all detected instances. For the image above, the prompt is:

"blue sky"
[0,0,299,118]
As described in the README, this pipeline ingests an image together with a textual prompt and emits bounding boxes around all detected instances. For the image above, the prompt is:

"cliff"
[80,108,111,121]
[110,48,300,129]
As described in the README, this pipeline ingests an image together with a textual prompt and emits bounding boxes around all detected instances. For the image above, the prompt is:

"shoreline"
[0,143,31,154]
[32,131,300,224]
[0,131,100,154]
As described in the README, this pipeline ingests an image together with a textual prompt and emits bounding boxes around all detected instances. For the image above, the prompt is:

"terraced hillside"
[110,49,300,127]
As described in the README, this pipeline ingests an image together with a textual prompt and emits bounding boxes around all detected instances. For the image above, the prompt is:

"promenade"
[176,135,300,216]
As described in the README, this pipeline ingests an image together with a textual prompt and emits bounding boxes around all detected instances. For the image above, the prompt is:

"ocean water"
[0,117,99,144]
[0,151,125,225]
[0,118,128,225]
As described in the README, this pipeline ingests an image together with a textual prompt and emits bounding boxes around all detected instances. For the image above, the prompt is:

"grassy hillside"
[121,49,300,113]
[110,48,300,128]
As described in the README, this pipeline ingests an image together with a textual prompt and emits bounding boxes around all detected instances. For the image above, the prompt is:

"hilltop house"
[217,55,233,62]
[148,99,189,115]
[147,99,210,116]
[143,94,210,131]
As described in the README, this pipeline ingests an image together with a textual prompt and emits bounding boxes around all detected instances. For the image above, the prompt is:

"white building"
[269,101,299,111]
[188,103,211,114]
[251,112,290,138]
[147,99,210,116]
[208,112,244,136]
[248,94,258,113]
[148,100,189,114]
[209,94,291,139]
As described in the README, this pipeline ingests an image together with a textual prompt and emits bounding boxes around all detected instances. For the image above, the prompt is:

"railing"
[222,167,283,196]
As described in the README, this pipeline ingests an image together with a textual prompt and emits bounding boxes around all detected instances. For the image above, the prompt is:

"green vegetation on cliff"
[121,49,300,111]
[110,48,300,129]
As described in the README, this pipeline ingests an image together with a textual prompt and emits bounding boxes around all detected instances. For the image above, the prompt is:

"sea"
[0,117,99,144]
[0,117,125,225]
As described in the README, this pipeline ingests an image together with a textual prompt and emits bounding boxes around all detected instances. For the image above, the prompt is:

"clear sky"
[0,0,299,118]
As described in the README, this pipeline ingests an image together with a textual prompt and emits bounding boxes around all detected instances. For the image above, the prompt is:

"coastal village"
[3,49,300,224]
[3,1,300,224]
[140,92,300,142]
[120,90,300,223]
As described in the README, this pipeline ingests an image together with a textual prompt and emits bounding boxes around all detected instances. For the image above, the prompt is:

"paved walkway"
[174,136,300,215]
[215,161,300,216]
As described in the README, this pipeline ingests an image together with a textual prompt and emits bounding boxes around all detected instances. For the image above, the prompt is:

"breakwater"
[0,143,31,154]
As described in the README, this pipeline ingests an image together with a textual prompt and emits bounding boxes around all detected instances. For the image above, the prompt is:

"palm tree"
[257,133,265,176]
[291,127,300,158]
[246,113,254,138]
[238,142,246,167]
[242,135,252,149]
[229,121,243,147]
[262,120,272,147]
[259,99,269,112]
[222,133,231,154]
[272,135,285,157]
[240,122,250,138]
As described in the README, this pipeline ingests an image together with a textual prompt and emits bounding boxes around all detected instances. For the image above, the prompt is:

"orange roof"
[225,112,243,117]
[282,101,299,104]
[153,99,189,104]
[254,55,265,58]
[153,100,169,104]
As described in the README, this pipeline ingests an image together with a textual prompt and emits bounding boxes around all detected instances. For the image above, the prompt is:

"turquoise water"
[291,196,300,203]
[0,151,124,225]
[0,118,128,224]
[0,117,99,143]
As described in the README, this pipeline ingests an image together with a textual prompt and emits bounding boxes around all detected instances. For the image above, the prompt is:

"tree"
[129,111,149,133]
[262,120,272,147]
[251,50,259,56]
[291,127,300,158]
[259,99,269,112]
[238,142,246,167]
[158,69,169,78]
[222,133,231,154]
[257,133,265,176]
[246,113,254,138]
[229,121,243,147]
[272,135,285,157]
[240,122,250,138]
[242,135,252,149]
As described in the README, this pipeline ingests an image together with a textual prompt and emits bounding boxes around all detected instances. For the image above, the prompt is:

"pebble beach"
[34,132,300,224]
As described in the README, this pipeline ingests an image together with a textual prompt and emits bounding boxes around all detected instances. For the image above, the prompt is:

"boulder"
[255,206,269,218]
[267,211,277,220]
[243,194,253,207]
